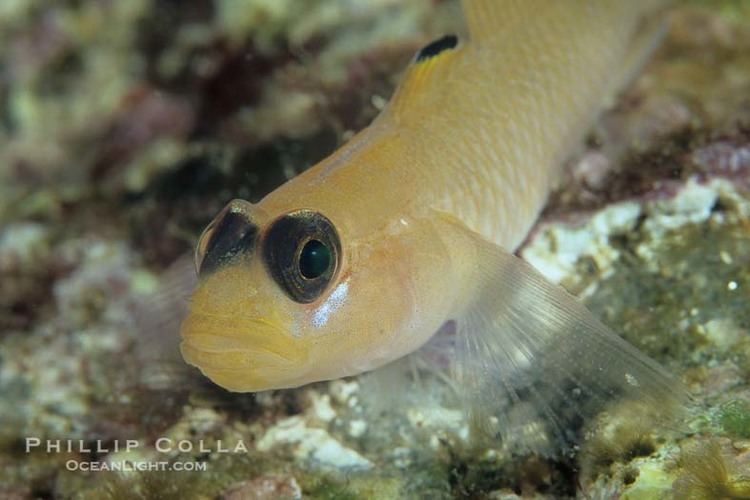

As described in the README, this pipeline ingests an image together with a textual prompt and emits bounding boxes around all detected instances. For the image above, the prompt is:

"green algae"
[687,0,750,24]
[80,454,261,500]
[297,474,390,500]
[1,1,750,499]
[621,460,678,500]
[718,399,750,439]
[585,216,750,366]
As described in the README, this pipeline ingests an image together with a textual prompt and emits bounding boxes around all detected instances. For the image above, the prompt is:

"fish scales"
[262,1,661,250]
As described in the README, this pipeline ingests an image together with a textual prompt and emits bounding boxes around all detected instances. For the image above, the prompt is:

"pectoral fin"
[439,216,687,453]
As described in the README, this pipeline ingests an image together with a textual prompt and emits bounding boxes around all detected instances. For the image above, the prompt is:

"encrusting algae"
[1,0,750,498]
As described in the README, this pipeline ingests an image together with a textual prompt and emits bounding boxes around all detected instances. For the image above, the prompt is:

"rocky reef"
[1,0,749,498]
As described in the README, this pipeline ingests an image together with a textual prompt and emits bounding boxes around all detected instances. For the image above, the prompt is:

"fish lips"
[179,313,309,392]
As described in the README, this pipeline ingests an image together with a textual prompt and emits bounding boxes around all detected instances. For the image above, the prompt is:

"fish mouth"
[179,313,309,392]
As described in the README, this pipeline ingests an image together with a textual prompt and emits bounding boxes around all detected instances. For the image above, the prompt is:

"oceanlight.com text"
[66,460,208,472]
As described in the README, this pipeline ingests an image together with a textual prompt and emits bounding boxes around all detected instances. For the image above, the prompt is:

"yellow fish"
[181,0,684,447]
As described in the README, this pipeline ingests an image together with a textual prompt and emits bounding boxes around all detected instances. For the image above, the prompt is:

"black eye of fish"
[263,210,341,303]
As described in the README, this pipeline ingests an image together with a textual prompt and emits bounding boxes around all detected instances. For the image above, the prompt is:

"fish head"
[180,199,433,392]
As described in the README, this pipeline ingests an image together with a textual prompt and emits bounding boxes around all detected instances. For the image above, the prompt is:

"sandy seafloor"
[1,0,750,498]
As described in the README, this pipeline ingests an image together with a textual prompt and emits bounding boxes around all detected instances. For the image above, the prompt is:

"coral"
[256,416,373,472]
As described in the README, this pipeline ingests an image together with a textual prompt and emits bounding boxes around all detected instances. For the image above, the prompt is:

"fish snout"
[179,312,310,391]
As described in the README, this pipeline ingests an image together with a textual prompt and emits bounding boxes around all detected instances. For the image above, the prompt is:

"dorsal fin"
[461,0,522,41]
[415,34,458,62]
[387,0,671,121]
[461,0,671,42]
[387,34,461,118]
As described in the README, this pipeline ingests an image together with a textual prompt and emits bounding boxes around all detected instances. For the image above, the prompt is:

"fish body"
[263,1,662,251]
[181,0,682,448]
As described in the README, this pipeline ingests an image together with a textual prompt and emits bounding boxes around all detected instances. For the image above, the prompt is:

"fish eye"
[263,210,340,303]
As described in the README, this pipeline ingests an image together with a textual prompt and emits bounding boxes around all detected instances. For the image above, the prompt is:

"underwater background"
[1,0,749,498]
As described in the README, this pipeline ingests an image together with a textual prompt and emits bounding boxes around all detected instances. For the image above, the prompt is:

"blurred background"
[1,0,749,498]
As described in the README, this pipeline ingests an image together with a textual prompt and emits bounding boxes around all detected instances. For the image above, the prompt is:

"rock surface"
[1,1,749,498]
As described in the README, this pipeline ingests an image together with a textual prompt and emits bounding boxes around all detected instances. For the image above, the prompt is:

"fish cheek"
[299,274,407,376]
[329,244,421,349]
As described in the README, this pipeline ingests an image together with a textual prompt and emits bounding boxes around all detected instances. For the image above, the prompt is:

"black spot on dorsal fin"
[415,34,458,62]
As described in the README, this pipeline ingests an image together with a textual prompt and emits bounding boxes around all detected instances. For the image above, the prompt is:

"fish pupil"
[264,210,340,303]
[299,240,330,279]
